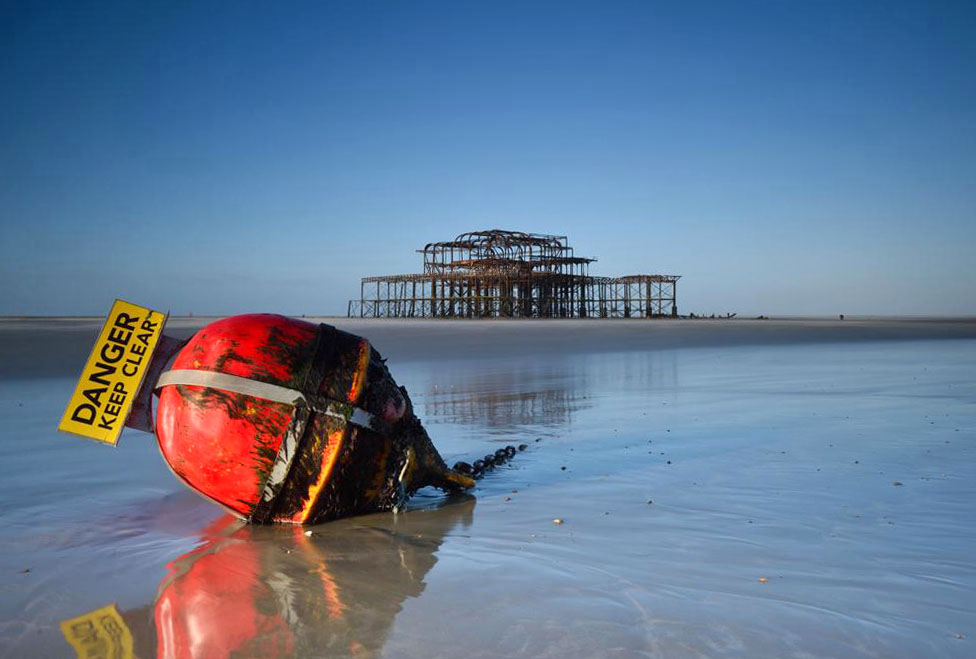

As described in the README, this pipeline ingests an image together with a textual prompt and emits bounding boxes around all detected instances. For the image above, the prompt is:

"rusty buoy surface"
[155,314,473,524]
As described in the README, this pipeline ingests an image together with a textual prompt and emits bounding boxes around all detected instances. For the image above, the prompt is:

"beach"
[1,317,975,657]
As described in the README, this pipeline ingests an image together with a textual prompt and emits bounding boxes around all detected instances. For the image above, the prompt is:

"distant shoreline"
[3,315,975,379]
[2,314,976,322]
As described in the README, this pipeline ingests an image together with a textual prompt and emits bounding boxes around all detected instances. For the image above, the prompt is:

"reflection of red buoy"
[60,499,476,658]
[155,518,295,659]
[155,314,473,524]
[152,499,473,659]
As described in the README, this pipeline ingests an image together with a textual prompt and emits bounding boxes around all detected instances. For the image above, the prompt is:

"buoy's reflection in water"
[62,496,475,659]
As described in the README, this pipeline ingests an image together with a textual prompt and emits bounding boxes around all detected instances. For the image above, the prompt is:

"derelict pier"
[347,229,679,319]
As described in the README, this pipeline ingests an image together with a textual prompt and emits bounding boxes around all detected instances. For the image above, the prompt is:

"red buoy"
[154,314,472,524]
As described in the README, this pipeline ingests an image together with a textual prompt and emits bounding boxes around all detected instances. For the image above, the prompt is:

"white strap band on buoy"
[155,368,378,430]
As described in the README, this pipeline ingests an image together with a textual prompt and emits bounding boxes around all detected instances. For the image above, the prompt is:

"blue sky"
[2,0,974,316]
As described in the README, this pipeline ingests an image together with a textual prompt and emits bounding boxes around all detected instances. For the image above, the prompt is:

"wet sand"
[1,318,975,657]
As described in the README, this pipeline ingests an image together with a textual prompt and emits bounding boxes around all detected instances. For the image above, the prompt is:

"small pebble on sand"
[553,518,564,525]
[504,497,511,502]
[892,481,903,486]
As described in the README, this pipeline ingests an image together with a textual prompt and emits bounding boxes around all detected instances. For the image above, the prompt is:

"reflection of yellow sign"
[58,299,166,445]
[60,603,133,659]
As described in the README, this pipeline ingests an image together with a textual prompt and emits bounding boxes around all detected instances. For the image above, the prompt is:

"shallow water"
[1,323,974,657]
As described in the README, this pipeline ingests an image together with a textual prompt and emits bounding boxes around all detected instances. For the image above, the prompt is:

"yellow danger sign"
[60,603,134,659]
[58,299,166,445]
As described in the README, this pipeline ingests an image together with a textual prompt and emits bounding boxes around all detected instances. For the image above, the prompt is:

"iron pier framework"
[347,230,679,319]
